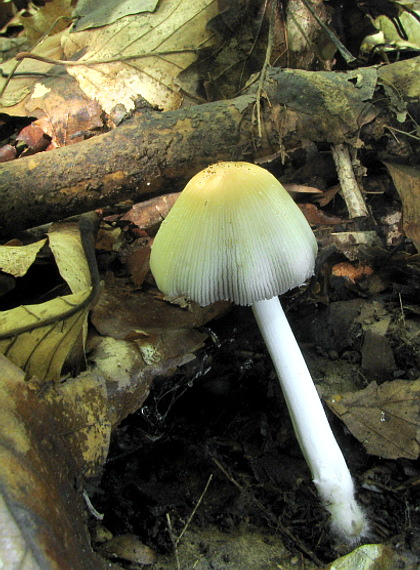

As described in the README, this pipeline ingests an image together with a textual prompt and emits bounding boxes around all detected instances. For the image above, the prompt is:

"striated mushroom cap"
[150,162,317,306]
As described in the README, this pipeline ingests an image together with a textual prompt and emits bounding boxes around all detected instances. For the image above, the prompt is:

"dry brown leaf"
[19,0,73,45]
[299,202,344,226]
[0,144,17,162]
[0,238,47,277]
[74,0,160,31]
[122,193,181,230]
[0,32,65,112]
[98,533,156,565]
[327,379,420,460]
[331,262,374,284]
[91,279,228,339]
[45,369,111,477]
[25,74,103,147]
[122,241,152,288]
[47,319,225,478]
[61,0,220,114]
[283,183,323,194]
[0,355,109,569]
[384,163,420,252]
[312,184,341,207]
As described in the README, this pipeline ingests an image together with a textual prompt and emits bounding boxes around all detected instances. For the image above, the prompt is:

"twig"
[15,48,198,67]
[83,490,104,520]
[255,0,275,138]
[166,513,181,570]
[166,474,213,569]
[176,474,213,545]
[299,0,356,64]
[385,125,420,142]
[331,143,369,218]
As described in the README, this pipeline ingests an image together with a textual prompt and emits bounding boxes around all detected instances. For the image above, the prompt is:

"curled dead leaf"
[0,238,47,277]
[0,217,97,382]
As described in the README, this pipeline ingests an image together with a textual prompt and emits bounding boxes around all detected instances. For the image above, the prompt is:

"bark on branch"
[0,57,419,236]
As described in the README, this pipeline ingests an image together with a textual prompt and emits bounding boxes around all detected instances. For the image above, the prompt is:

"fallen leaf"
[327,379,420,460]
[0,221,94,382]
[87,327,215,430]
[0,289,92,381]
[331,262,374,284]
[0,144,17,162]
[98,533,156,565]
[25,74,103,147]
[48,221,92,293]
[91,278,228,339]
[324,543,417,570]
[87,335,154,429]
[0,355,109,569]
[0,238,47,277]
[121,240,151,288]
[74,0,160,31]
[312,184,341,207]
[0,32,66,113]
[19,0,73,45]
[17,123,53,155]
[361,10,420,57]
[122,193,181,230]
[16,122,47,148]
[299,202,344,226]
[384,163,420,252]
[62,0,220,113]
[45,369,111,478]
[283,183,323,194]
[360,329,396,381]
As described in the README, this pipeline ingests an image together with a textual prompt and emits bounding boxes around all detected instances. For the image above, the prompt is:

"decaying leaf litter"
[0,0,420,568]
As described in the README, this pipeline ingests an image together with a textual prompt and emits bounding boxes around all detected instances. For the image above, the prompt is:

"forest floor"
[89,185,420,569]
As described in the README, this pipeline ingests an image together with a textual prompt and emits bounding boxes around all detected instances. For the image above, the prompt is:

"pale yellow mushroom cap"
[150,162,317,306]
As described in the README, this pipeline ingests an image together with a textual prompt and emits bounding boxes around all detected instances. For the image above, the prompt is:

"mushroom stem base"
[252,296,368,542]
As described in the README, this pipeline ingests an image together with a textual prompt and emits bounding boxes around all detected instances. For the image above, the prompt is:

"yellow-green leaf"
[0,238,47,278]
[0,289,92,382]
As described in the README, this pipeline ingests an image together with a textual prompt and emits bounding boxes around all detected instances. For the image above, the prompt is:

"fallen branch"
[0,57,419,236]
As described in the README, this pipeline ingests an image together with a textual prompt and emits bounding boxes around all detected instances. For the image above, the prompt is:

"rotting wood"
[0,57,419,237]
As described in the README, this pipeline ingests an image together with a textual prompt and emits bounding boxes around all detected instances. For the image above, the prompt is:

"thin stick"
[166,513,181,570]
[331,143,369,218]
[176,474,213,545]
[15,48,198,67]
[166,474,213,569]
[83,490,104,520]
[255,0,275,138]
[299,0,356,64]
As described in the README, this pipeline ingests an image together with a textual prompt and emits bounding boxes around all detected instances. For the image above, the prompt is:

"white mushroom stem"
[252,297,367,541]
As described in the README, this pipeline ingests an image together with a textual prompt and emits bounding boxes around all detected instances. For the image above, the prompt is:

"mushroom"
[149,161,367,541]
